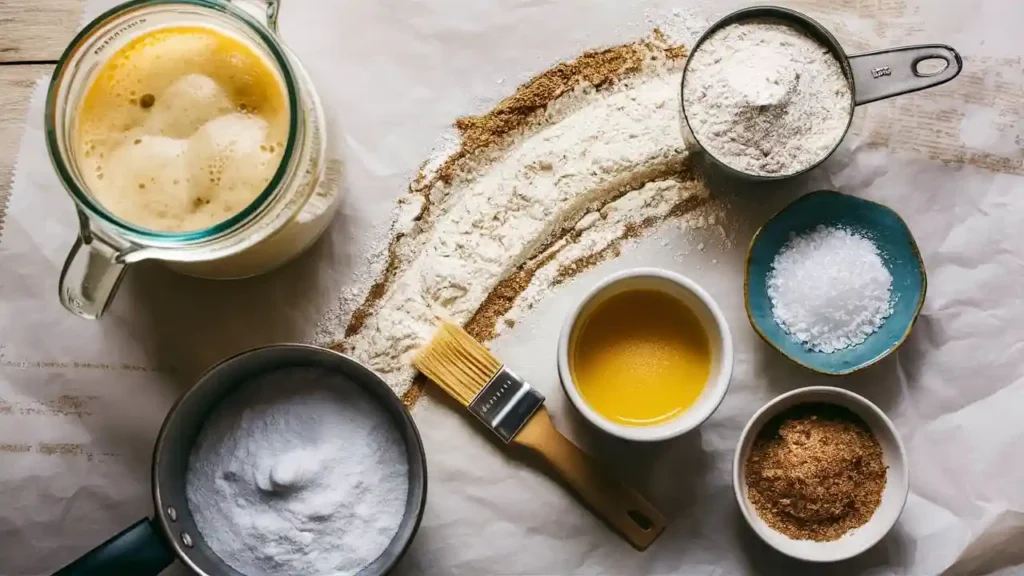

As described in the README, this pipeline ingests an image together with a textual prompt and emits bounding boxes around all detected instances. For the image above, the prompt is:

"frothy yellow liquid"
[75,26,289,232]
[571,289,711,426]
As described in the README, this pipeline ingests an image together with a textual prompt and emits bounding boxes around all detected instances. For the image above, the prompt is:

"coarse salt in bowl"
[733,386,909,562]
[745,190,927,375]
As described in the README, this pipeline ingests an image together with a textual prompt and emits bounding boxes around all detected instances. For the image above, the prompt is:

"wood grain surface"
[0,65,52,232]
[0,0,80,232]
[0,0,82,63]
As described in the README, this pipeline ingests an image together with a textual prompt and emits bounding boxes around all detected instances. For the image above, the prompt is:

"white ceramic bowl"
[733,386,909,562]
[556,268,734,442]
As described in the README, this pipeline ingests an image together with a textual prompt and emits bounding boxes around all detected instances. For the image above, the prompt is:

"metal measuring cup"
[680,5,963,180]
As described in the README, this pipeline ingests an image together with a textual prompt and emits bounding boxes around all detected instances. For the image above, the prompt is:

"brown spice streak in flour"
[465,250,560,343]
[400,247,559,405]
[344,37,687,344]
[460,157,702,340]
[440,46,644,186]
[401,373,430,407]
[344,235,404,339]
[347,36,691,406]
[554,173,704,284]
[555,245,622,286]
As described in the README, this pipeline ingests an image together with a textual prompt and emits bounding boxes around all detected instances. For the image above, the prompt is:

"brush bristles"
[413,321,503,406]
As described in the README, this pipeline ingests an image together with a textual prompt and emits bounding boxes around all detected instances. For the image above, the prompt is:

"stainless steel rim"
[679,5,856,181]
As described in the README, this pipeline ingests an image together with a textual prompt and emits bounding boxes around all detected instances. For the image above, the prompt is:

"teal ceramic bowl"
[745,191,926,375]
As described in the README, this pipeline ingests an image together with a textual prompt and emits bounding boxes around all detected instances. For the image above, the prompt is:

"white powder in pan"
[186,368,408,576]
[682,19,851,176]
[767,225,894,353]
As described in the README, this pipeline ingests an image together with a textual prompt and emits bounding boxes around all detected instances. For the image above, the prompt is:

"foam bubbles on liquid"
[187,113,276,209]
[142,74,234,139]
[103,135,190,223]
[73,26,289,232]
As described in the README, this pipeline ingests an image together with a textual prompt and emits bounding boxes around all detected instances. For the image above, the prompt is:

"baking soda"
[767,225,893,353]
[186,368,408,576]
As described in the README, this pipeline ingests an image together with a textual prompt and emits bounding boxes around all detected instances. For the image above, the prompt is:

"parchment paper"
[2,0,1022,574]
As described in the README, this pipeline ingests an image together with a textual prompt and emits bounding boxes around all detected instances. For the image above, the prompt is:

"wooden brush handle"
[514,408,667,551]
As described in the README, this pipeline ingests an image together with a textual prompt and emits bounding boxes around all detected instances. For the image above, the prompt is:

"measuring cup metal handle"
[230,0,280,31]
[848,44,962,106]
[59,213,129,320]
[53,518,174,576]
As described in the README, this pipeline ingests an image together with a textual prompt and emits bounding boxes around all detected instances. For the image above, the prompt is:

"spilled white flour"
[327,41,715,398]
[186,368,408,575]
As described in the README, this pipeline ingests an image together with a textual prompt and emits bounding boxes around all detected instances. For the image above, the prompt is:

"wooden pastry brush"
[414,321,667,551]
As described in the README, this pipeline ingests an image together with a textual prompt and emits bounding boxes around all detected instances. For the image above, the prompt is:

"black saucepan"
[54,345,427,576]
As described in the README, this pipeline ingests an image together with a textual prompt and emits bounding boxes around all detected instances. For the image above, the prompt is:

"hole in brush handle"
[628,509,654,531]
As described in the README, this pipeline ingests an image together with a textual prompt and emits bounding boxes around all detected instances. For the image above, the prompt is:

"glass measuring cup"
[680,5,963,180]
[46,0,336,319]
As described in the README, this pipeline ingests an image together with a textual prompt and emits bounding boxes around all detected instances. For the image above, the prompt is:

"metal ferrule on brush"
[468,367,545,443]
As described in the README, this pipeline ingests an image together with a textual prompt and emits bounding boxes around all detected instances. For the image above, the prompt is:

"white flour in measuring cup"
[185,368,408,575]
[682,18,852,176]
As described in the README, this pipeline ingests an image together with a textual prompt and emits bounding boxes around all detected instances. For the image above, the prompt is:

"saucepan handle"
[53,518,174,576]
[848,44,962,106]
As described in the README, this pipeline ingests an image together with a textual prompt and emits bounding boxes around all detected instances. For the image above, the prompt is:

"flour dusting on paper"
[319,34,716,401]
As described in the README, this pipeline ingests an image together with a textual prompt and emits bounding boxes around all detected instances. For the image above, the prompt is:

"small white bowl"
[733,386,909,562]
[556,268,734,442]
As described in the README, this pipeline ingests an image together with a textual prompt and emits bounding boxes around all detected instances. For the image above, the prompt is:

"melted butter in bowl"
[570,289,711,427]
[558,268,734,442]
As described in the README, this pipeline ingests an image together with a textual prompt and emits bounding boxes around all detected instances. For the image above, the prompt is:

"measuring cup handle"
[53,518,173,576]
[231,0,280,31]
[59,217,129,320]
[848,44,962,106]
